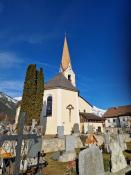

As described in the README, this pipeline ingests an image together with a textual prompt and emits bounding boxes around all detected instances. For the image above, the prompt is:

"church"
[40,37,93,135]
[15,37,105,135]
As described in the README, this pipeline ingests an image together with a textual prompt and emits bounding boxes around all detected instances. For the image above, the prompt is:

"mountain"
[0,92,17,104]
[14,96,22,101]
[0,92,18,123]
[92,106,106,117]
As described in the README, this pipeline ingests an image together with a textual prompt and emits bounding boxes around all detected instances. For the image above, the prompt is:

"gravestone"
[79,145,104,175]
[73,123,80,136]
[65,135,76,151]
[28,137,42,158]
[28,120,42,158]
[57,126,64,138]
[109,139,127,173]
[73,123,79,133]
[117,132,127,151]
[59,135,76,162]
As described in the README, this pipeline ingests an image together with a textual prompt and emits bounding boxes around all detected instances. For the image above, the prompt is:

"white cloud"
[0,52,23,68]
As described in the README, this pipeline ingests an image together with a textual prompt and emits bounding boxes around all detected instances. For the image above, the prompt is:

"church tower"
[60,36,76,87]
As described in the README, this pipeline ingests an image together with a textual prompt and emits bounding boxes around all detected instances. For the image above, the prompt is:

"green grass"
[103,153,110,172]
[43,152,77,175]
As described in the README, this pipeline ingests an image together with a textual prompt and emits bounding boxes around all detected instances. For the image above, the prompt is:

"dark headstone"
[73,123,80,134]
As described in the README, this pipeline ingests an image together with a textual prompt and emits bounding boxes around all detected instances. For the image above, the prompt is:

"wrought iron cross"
[0,112,41,175]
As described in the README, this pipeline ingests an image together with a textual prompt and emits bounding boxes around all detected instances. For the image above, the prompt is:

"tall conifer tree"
[35,68,44,123]
[21,64,37,124]
[20,64,44,125]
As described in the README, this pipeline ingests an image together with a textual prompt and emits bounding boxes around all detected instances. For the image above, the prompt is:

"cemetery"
[44,131,131,175]
[0,44,131,174]
[1,117,131,175]
[0,26,131,175]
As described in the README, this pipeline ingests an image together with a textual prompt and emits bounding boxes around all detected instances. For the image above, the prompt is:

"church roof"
[45,73,78,92]
[60,37,71,71]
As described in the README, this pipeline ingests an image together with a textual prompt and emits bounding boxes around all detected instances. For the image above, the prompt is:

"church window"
[68,74,71,81]
[46,96,52,116]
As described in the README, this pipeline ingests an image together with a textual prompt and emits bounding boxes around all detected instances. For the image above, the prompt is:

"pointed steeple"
[59,36,76,87]
[60,36,72,72]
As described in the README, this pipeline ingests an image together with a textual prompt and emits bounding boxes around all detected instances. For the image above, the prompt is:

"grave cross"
[0,112,41,175]
[66,105,74,122]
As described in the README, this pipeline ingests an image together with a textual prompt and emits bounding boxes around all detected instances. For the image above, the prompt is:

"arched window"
[46,96,52,116]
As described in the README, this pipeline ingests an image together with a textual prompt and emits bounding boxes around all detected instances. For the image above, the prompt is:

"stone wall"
[42,136,83,153]
[90,134,131,147]
[42,138,65,153]
[41,134,131,153]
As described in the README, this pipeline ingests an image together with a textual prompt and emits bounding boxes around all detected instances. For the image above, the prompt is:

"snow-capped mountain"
[92,106,106,117]
[0,92,17,104]
[0,92,17,122]
[14,96,22,101]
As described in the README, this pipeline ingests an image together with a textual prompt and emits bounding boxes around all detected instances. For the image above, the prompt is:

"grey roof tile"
[45,73,78,92]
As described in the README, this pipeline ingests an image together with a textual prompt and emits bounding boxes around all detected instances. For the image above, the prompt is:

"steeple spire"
[59,36,76,87]
[60,36,72,72]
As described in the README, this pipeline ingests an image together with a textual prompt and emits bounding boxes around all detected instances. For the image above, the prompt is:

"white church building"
[40,37,93,135]
[15,37,105,135]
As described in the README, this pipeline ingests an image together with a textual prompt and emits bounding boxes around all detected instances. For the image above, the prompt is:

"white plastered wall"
[61,89,79,135]
[41,88,80,135]
[63,67,76,87]
[79,96,92,113]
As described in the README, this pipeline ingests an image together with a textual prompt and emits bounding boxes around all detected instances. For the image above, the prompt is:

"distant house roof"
[103,105,131,118]
[45,73,78,92]
[80,112,105,122]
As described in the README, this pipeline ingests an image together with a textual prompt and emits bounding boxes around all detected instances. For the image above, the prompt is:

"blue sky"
[0,0,130,109]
